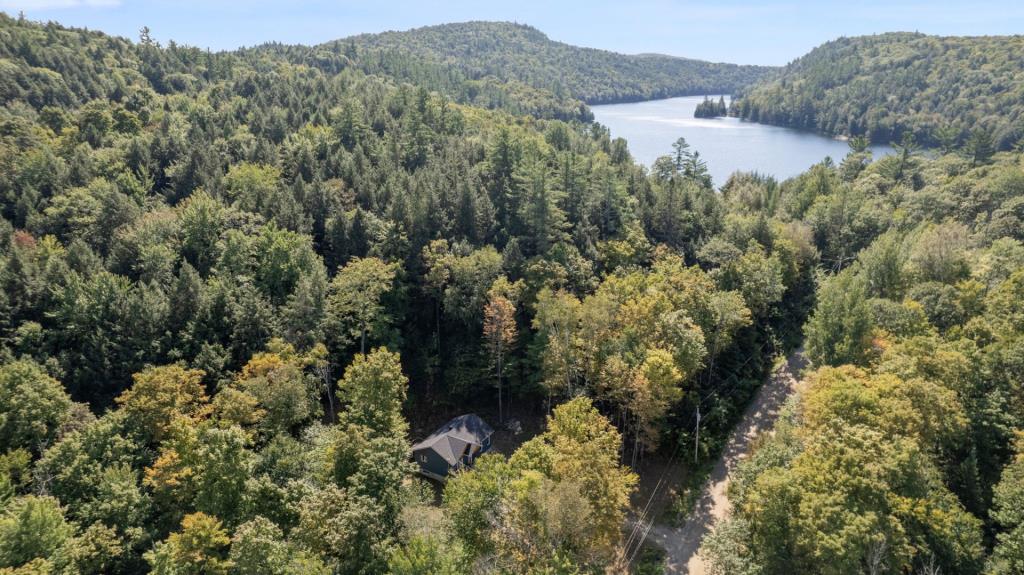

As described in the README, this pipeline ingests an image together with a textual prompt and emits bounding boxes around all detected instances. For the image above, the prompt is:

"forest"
[703,139,1024,575]
[0,11,1023,575]
[730,32,1024,150]
[329,22,773,107]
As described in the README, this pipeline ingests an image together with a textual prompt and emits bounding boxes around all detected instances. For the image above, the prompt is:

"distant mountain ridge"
[327,21,774,105]
[731,32,1024,149]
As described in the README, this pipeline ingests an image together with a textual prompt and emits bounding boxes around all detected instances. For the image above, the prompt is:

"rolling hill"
[731,32,1024,149]
[330,21,774,105]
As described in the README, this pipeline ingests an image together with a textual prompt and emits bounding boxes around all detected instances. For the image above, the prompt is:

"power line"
[626,340,780,564]
[623,426,683,562]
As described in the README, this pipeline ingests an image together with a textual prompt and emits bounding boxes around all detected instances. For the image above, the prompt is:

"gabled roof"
[412,414,494,466]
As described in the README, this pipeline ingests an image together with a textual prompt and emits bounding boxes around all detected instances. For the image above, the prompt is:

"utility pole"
[694,406,701,464]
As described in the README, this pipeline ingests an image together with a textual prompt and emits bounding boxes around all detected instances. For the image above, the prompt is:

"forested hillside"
[331,22,773,105]
[1,11,1024,575]
[0,14,803,574]
[248,37,594,122]
[731,32,1024,150]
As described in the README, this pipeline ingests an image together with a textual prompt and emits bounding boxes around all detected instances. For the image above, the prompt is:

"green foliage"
[336,347,408,436]
[804,180,890,269]
[327,258,398,354]
[710,243,785,317]
[332,21,771,114]
[702,517,761,575]
[856,231,907,299]
[805,268,874,367]
[53,521,127,575]
[734,33,1024,149]
[0,360,72,453]
[431,244,505,326]
[694,95,729,119]
[229,516,330,575]
[323,422,412,529]
[228,340,324,435]
[34,414,145,528]
[115,365,208,445]
[49,270,172,401]
[508,398,637,564]
[442,454,514,557]
[907,222,971,284]
[532,251,740,450]
[0,496,74,569]
[714,366,984,575]
[989,436,1024,574]
[387,534,466,575]
[291,485,386,575]
[2,11,1024,575]
[144,423,254,529]
[711,144,1024,575]
[443,397,636,572]
[223,163,283,219]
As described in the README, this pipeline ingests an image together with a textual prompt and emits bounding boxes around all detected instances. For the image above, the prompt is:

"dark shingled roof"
[412,414,494,466]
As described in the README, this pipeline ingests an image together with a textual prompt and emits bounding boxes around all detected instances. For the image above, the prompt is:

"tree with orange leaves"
[483,291,517,423]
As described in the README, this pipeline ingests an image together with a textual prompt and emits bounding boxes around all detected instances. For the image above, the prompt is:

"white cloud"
[0,0,120,10]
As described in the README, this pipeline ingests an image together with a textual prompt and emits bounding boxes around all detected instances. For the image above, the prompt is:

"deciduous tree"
[327,257,397,354]
[483,289,517,422]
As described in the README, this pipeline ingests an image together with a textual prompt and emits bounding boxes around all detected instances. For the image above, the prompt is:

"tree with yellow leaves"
[442,397,636,572]
[711,365,984,575]
[115,365,209,445]
[483,287,517,423]
[509,397,637,566]
[218,339,325,435]
[532,287,582,405]
[145,513,232,575]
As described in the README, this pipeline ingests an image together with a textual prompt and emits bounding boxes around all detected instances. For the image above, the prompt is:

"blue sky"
[2,0,1023,65]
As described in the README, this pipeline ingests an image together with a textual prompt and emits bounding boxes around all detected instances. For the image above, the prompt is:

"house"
[412,414,494,481]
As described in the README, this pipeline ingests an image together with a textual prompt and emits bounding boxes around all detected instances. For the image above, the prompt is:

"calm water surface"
[591,96,892,187]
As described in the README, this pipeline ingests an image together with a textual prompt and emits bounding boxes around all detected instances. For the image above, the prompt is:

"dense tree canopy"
[1,10,1024,575]
[732,33,1024,149]
[331,21,772,111]
[706,142,1024,575]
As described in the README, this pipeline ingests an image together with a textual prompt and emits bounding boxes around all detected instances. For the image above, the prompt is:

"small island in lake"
[694,95,729,118]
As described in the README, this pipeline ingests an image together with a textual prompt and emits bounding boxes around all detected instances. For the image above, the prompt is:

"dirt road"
[643,350,806,574]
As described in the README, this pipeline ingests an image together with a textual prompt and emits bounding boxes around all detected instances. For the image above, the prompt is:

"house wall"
[413,447,451,480]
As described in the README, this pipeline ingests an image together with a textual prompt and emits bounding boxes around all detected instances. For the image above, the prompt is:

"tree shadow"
[649,350,806,574]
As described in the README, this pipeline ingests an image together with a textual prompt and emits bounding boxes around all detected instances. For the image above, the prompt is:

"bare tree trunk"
[865,537,888,575]
[917,555,941,575]
[564,328,572,396]
[497,341,503,423]
[316,362,336,422]
[632,412,640,468]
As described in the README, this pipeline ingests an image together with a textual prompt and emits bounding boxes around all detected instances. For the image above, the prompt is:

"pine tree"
[964,128,995,166]
[671,137,691,171]
[514,150,567,255]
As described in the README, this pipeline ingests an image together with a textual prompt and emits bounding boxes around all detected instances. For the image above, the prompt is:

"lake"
[591,96,893,187]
